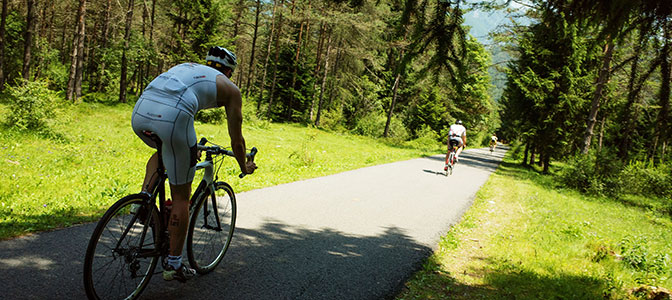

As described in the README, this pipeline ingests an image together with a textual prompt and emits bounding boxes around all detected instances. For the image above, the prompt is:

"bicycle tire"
[448,152,454,175]
[83,194,161,300]
[187,181,236,274]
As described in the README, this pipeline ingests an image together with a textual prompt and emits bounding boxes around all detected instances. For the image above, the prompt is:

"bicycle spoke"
[187,182,236,274]
[84,196,160,300]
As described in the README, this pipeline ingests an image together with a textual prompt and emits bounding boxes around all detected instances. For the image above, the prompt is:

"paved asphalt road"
[0,146,506,300]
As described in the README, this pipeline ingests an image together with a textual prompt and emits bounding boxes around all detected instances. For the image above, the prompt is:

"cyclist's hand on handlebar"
[244,161,257,175]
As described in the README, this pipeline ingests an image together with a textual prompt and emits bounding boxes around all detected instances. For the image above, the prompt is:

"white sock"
[167,255,182,269]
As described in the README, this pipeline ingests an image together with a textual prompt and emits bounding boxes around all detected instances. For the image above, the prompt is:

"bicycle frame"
[189,149,223,232]
[113,172,169,261]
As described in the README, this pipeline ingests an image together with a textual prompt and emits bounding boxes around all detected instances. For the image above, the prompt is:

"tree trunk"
[96,0,112,92]
[309,21,326,120]
[286,9,306,121]
[314,30,332,127]
[597,114,606,152]
[0,0,8,90]
[542,148,550,173]
[66,0,86,101]
[581,39,614,154]
[74,18,85,100]
[523,139,530,165]
[618,29,645,159]
[245,0,261,98]
[22,0,35,82]
[33,0,50,80]
[266,0,285,119]
[650,21,671,163]
[383,72,401,137]
[232,0,246,39]
[119,0,135,103]
[60,6,70,65]
[257,0,279,113]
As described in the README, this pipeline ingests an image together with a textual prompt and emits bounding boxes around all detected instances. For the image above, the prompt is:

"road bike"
[83,133,257,300]
[489,141,497,153]
[444,140,460,176]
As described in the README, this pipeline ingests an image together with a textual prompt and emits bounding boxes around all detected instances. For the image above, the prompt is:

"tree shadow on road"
[176,221,434,300]
[0,218,432,300]
[424,147,506,173]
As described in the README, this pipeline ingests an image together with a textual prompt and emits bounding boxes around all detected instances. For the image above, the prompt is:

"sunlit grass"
[397,155,672,299]
[0,102,433,239]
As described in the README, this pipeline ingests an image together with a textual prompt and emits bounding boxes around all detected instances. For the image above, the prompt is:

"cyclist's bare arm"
[216,75,255,174]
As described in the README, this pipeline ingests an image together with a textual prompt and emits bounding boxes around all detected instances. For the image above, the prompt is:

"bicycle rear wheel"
[447,152,454,175]
[83,194,161,300]
[187,181,236,274]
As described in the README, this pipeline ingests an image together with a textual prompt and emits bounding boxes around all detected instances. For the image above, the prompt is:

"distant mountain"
[463,9,510,43]
[462,4,530,102]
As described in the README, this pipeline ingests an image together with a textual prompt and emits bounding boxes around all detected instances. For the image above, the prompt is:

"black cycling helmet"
[205,46,237,74]
[456,120,463,125]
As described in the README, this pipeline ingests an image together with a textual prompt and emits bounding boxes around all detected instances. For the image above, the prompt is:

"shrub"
[406,125,441,152]
[353,112,408,141]
[558,150,623,197]
[620,161,672,199]
[195,107,226,124]
[5,80,61,132]
[619,235,670,275]
[80,92,118,105]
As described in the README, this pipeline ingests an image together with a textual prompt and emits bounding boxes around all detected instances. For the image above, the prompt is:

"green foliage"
[34,37,69,91]
[558,150,624,197]
[2,11,26,83]
[620,161,672,199]
[405,125,441,152]
[619,235,670,275]
[316,109,347,132]
[267,47,316,122]
[80,92,119,105]
[354,112,409,140]
[165,0,230,64]
[195,107,227,124]
[4,80,62,132]
[559,150,672,201]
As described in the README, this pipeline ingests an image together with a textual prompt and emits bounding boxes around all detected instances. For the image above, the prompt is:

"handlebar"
[196,137,257,178]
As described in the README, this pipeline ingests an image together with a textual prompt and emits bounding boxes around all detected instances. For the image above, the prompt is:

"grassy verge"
[397,155,672,299]
[0,102,434,240]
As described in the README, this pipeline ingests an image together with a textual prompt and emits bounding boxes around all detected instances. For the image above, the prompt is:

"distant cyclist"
[131,46,257,282]
[447,120,467,162]
[489,134,498,152]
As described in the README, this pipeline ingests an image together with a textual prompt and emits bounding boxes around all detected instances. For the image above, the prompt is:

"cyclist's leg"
[141,153,160,192]
[453,138,465,158]
[132,113,159,192]
[444,140,452,168]
[168,182,191,256]
[160,111,197,256]
[160,109,199,281]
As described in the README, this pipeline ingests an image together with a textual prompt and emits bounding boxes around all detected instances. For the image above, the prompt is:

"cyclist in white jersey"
[131,46,257,282]
[448,120,467,161]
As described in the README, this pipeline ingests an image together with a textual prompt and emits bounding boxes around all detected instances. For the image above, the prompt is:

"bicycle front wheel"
[83,194,161,300]
[187,181,236,274]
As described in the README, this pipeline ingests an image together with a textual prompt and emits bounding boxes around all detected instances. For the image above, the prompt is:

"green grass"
[397,155,672,299]
[0,102,434,240]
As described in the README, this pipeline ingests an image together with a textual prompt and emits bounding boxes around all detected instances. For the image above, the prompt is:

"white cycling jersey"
[131,63,224,185]
[449,124,466,138]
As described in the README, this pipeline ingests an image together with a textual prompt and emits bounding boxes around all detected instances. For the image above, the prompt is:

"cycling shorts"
[131,96,198,185]
[449,137,463,148]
